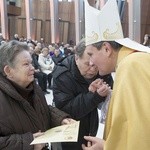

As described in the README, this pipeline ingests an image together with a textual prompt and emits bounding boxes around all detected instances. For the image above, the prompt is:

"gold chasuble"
[104,47,150,150]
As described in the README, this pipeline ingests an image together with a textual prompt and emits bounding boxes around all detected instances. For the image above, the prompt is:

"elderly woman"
[0,40,74,150]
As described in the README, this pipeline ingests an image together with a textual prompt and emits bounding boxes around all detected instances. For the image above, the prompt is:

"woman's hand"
[82,136,104,150]
[96,82,111,97]
[33,130,45,150]
[61,118,76,125]
[89,79,103,93]
[89,79,111,97]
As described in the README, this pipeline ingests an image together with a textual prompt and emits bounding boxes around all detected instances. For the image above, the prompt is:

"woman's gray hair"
[0,40,29,75]
[74,38,86,58]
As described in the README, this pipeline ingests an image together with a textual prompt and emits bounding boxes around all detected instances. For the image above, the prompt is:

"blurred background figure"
[29,46,50,95]
[0,33,5,45]
[48,44,55,56]
[38,47,54,89]
[52,47,64,65]
[34,46,41,60]
[36,42,42,51]
[13,33,19,41]
[143,34,150,47]
[40,37,46,48]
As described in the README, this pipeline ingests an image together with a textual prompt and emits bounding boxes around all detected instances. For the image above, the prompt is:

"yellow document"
[30,121,80,145]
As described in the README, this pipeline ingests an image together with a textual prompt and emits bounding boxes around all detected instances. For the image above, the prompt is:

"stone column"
[49,0,59,44]
[74,0,84,44]
[25,0,32,40]
[128,0,141,42]
[0,0,9,40]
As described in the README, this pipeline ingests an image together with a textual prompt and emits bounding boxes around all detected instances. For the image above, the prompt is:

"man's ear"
[102,42,113,57]
[4,65,12,77]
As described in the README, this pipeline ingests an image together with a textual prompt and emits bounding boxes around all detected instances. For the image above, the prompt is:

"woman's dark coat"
[0,74,69,150]
[52,55,113,150]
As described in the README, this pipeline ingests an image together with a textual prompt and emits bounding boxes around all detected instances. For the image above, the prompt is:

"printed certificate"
[31,121,80,145]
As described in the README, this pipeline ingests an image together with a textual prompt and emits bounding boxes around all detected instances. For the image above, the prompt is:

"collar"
[116,46,136,69]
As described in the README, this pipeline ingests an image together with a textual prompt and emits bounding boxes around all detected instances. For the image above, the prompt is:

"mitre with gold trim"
[84,0,150,53]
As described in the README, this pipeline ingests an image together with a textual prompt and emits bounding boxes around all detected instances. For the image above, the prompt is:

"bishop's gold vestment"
[104,47,150,150]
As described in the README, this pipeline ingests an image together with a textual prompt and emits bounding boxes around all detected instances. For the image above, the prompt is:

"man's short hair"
[92,41,122,51]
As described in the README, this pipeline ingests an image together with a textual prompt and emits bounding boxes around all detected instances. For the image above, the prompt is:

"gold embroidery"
[86,31,99,44]
[103,22,122,40]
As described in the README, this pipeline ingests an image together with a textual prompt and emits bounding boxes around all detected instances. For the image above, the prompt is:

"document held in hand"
[30,121,80,145]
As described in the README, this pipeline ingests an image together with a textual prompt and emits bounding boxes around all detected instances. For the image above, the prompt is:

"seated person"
[52,47,64,65]
[0,40,75,150]
[38,47,54,89]
[29,46,50,94]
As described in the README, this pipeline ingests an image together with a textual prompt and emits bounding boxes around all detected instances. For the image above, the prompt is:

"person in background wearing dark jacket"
[52,38,113,150]
[52,47,64,65]
[0,40,75,150]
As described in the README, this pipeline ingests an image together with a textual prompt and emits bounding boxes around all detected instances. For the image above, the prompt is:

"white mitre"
[84,0,150,53]
[84,0,123,45]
